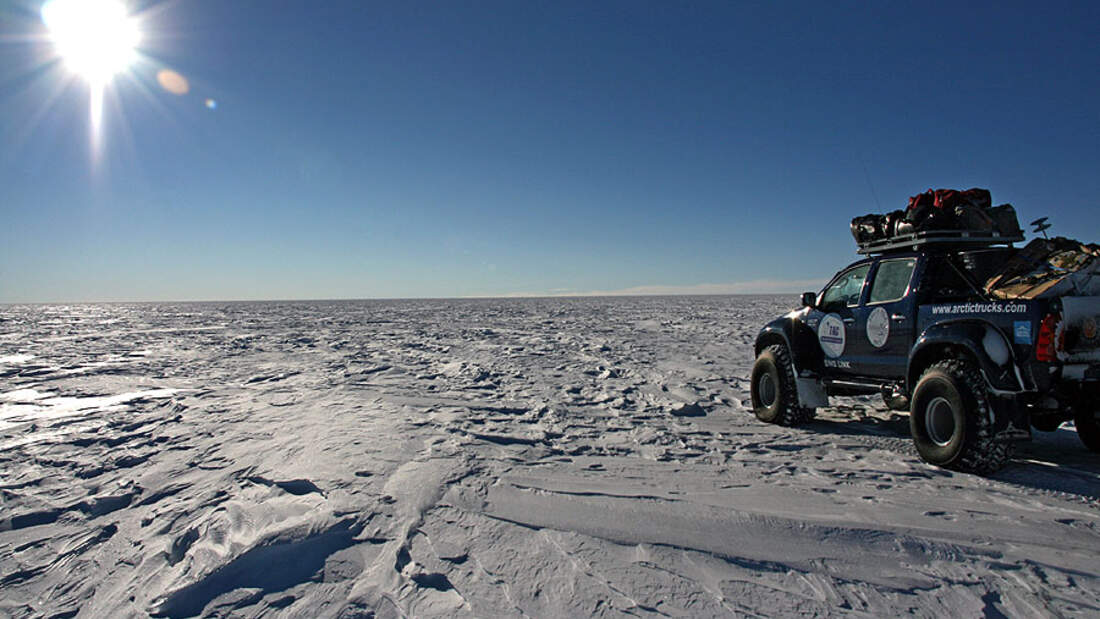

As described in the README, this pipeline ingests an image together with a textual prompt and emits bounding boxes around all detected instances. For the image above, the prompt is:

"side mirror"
[801,292,817,308]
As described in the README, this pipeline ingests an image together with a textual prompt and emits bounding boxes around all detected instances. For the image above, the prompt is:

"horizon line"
[0,291,812,306]
[0,278,828,305]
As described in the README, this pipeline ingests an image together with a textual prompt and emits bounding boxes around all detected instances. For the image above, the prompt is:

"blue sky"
[1,0,1098,302]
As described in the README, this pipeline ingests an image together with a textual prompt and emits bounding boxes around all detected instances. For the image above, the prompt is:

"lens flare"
[157,69,190,95]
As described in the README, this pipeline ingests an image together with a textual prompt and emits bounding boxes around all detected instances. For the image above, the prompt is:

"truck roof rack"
[856,229,1025,255]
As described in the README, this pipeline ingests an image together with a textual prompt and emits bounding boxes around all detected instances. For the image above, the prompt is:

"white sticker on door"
[866,306,890,348]
[818,313,846,358]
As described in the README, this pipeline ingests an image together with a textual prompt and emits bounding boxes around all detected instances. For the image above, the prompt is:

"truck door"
[849,257,919,378]
[812,262,872,378]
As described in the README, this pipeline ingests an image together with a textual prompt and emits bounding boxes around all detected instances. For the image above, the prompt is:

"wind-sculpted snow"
[1,297,1099,617]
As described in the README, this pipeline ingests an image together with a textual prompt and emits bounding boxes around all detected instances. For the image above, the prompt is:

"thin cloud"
[497,278,827,298]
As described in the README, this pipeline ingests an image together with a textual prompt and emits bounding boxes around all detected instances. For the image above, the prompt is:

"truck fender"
[754,316,828,408]
[755,314,822,374]
[908,320,1024,394]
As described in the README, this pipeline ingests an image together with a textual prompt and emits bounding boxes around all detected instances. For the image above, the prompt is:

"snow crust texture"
[1,297,1099,617]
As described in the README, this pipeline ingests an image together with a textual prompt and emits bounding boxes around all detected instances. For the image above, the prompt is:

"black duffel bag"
[851,214,887,244]
[988,204,1022,236]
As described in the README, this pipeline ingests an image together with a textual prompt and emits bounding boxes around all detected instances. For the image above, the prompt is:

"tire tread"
[919,359,1012,475]
[763,344,816,427]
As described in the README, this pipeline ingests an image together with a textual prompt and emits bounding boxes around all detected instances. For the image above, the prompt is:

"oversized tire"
[750,344,815,426]
[1074,406,1100,453]
[909,359,1013,475]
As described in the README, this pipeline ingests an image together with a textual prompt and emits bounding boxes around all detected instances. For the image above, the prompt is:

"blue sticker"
[1014,321,1032,344]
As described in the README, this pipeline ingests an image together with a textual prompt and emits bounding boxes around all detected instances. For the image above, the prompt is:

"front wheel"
[750,344,815,426]
[1074,406,1100,453]
[909,359,1013,475]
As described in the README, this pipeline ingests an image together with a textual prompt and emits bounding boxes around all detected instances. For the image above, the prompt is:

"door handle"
[891,314,906,321]
[843,318,855,324]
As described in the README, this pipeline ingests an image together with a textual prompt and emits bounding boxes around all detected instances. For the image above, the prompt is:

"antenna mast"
[1030,217,1051,239]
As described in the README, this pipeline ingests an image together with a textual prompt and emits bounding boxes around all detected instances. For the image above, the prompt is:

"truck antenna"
[1030,217,1051,239]
[858,154,882,211]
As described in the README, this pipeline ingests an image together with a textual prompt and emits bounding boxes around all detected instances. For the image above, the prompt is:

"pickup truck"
[751,233,1100,474]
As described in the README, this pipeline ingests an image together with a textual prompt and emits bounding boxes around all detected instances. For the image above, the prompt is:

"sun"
[41,0,140,85]
[41,0,141,148]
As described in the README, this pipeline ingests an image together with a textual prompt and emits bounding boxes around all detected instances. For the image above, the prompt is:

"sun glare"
[41,0,141,150]
[42,0,140,84]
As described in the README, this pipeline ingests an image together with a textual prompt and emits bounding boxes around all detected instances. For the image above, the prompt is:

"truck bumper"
[1062,364,1100,381]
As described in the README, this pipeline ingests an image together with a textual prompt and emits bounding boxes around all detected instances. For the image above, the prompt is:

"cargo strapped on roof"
[850,187,1025,255]
[856,229,1025,255]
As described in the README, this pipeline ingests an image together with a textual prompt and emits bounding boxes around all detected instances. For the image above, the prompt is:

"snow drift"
[1,297,1099,617]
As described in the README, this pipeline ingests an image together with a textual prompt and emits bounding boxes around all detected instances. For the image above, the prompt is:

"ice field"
[2,297,1099,617]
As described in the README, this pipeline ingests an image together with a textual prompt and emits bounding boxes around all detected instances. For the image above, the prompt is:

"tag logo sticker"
[818,313,847,358]
[1014,321,1032,345]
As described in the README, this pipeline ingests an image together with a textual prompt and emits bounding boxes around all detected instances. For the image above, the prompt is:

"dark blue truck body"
[752,244,1100,472]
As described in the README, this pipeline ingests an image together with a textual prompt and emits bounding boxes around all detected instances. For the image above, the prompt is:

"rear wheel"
[750,344,815,426]
[1074,407,1100,453]
[909,359,1012,475]
[1030,415,1064,432]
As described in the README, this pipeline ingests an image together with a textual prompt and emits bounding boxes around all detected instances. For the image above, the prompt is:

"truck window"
[819,264,871,311]
[868,258,917,304]
[919,257,977,302]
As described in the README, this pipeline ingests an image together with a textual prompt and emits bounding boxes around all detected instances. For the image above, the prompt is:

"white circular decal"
[866,307,890,348]
[817,313,846,358]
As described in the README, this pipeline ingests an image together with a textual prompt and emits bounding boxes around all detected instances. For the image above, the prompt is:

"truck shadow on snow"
[802,405,1100,501]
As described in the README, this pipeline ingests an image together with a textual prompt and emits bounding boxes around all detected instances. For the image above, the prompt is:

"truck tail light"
[1036,313,1062,362]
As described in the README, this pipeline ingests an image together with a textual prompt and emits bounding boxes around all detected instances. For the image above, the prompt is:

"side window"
[868,258,917,304]
[819,264,871,311]
[918,257,978,302]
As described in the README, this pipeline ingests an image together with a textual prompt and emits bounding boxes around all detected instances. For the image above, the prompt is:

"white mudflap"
[795,377,829,408]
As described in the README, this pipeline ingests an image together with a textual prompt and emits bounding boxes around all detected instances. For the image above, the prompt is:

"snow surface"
[1,297,1099,617]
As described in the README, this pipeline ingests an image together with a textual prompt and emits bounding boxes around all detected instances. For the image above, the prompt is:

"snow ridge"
[0,297,1098,617]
